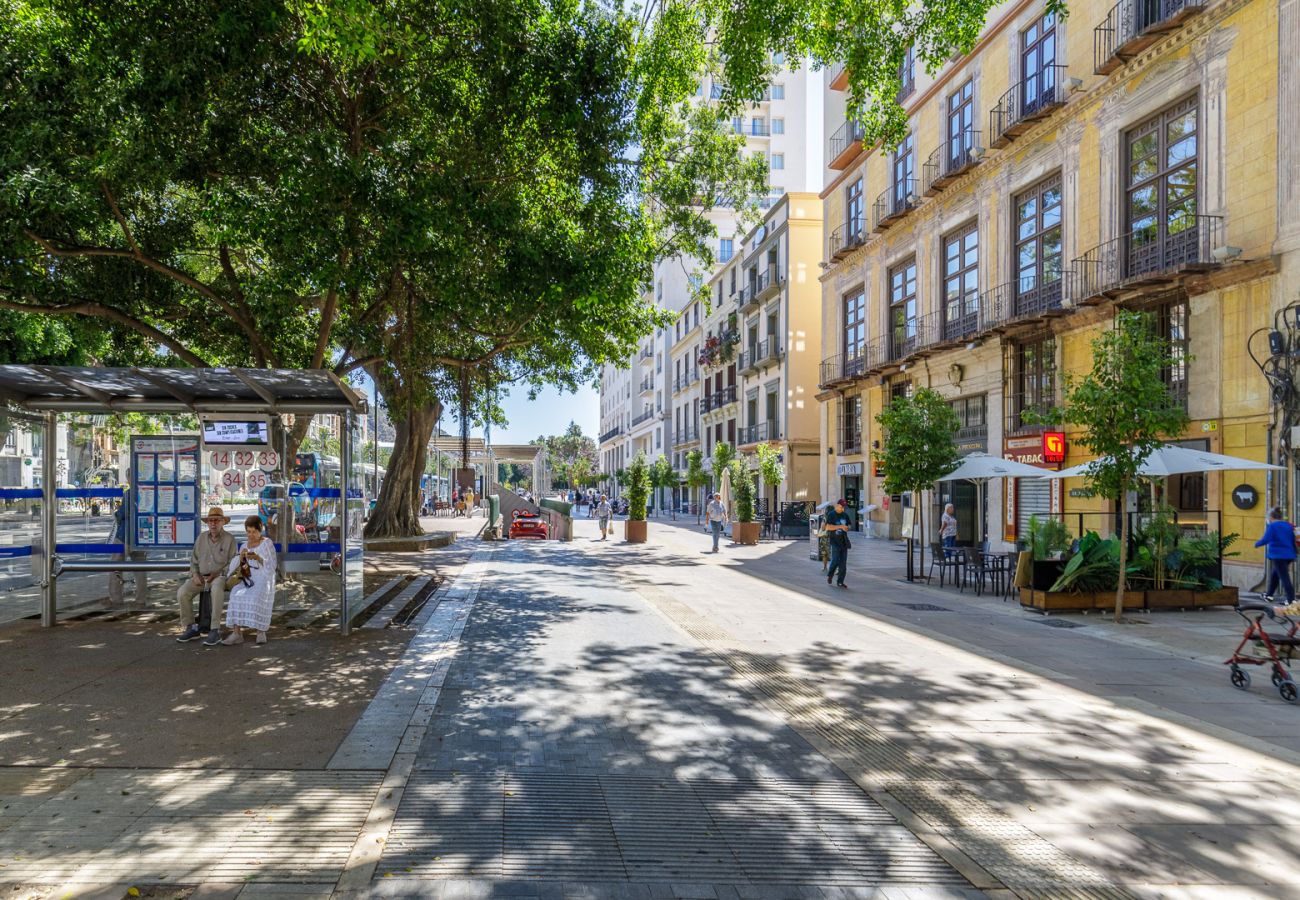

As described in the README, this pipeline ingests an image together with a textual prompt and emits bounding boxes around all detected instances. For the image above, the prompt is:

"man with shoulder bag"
[823,499,853,589]
[176,507,239,647]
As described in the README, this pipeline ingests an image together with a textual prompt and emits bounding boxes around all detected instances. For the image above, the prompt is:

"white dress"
[224,539,278,631]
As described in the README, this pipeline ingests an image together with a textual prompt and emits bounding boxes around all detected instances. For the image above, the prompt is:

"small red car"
[508,509,550,540]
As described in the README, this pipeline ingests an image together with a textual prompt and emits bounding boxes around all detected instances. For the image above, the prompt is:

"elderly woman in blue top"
[1255,507,1297,604]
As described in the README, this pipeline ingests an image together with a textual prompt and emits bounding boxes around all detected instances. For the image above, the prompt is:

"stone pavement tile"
[668,884,719,899]
[190,886,243,899]
[1019,823,1234,885]
[1124,823,1300,889]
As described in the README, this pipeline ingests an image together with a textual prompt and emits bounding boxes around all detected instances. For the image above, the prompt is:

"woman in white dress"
[222,515,277,645]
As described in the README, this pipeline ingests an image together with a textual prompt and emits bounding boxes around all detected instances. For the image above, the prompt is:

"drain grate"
[895,602,951,612]
[382,772,967,886]
[1039,618,1085,628]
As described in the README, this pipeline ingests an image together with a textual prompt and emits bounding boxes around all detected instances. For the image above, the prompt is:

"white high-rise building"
[599,57,824,498]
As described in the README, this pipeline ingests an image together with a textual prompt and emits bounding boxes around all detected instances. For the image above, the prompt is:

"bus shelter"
[0,366,369,634]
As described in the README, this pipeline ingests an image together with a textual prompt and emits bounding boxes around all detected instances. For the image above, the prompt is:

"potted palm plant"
[730,457,761,545]
[624,452,650,543]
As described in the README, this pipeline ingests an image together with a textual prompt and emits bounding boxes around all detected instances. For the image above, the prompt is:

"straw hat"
[205,506,231,524]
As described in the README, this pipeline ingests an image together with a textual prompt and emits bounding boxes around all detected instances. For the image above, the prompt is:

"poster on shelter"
[156,453,175,483]
[156,516,176,544]
[175,517,196,544]
[157,486,176,515]
[137,487,155,514]
[136,516,155,545]
[136,454,155,483]
[177,486,196,516]
[177,453,197,483]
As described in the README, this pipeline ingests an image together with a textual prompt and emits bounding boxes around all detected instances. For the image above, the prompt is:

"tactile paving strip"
[381,771,968,885]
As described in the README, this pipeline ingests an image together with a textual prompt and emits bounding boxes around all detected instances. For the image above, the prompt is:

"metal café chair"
[929,541,966,590]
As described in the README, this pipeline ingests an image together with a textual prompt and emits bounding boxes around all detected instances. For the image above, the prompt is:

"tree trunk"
[364,399,440,539]
[918,500,926,581]
[1114,484,1129,622]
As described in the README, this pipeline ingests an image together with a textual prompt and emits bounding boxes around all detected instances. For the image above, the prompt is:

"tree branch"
[99,181,140,256]
[0,293,210,368]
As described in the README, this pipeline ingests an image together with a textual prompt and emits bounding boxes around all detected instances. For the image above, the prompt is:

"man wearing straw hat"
[176,506,239,646]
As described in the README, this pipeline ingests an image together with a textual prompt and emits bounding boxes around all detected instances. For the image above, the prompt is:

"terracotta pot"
[732,522,760,545]
[624,519,647,543]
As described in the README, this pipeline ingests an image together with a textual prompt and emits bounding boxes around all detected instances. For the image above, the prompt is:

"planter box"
[1031,559,1067,590]
[624,519,647,543]
[1020,588,1142,612]
[1142,589,1195,609]
[1192,586,1238,608]
[732,522,761,545]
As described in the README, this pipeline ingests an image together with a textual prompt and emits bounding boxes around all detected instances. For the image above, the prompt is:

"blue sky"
[355,374,600,444]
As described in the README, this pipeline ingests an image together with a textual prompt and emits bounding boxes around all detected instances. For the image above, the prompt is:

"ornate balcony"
[886,312,939,364]
[829,217,867,261]
[638,376,655,395]
[829,119,866,170]
[1070,215,1223,305]
[738,338,781,375]
[989,65,1068,149]
[1095,0,1205,75]
[981,272,1073,330]
[673,424,700,446]
[739,421,781,445]
[598,426,622,443]
[631,410,656,427]
[757,267,783,302]
[701,385,738,413]
[873,180,919,232]
[818,352,871,389]
[922,131,983,196]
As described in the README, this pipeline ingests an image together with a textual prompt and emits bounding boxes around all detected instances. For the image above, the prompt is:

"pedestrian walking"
[823,499,852,589]
[1256,507,1297,604]
[940,503,958,555]
[594,494,612,540]
[705,492,728,553]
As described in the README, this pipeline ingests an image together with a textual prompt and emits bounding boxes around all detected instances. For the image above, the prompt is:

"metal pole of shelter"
[40,411,57,627]
[340,410,352,637]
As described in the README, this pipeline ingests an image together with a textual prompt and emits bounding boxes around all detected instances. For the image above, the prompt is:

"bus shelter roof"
[0,366,365,415]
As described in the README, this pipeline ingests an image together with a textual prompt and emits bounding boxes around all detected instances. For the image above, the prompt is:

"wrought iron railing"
[639,376,655,393]
[1094,0,1204,74]
[982,272,1071,328]
[887,311,938,362]
[989,64,1068,146]
[1070,214,1223,303]
[673,425,700,445]
[631,410,656,426]
[942,298,984,343]
[739,421,780,444]
[830,217,867,258]
[922,130,983,194]
[873,179,919,231]
[758,267,783,298]
[702,385,737,412]
[829,119,866,167]
[598,426,622,443]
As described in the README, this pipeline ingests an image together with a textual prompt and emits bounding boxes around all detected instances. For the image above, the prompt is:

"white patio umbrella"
[938,453,1051,544]
[718,466,732,517]
[1045,444,1284,479]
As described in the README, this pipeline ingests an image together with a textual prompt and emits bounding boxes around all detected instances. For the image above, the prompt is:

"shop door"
[841,476,862,528]
[951,481,979,544]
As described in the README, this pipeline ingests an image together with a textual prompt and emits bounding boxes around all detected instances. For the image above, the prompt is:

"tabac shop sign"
[1004,433,1067,469]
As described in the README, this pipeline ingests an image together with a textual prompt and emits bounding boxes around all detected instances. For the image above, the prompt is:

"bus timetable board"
[131,435,201,548]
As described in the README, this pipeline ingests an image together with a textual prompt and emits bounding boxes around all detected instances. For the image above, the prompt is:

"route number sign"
[221,470,243,490]
[257,450,279,471]
[210,450,230,471]
[245,470,268,491]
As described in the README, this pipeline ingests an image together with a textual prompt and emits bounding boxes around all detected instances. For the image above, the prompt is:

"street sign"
[221,470,243,490]
[245,470,267,491]
[210,450,231,471]
[233,450,256,469]
[257,450,280,471]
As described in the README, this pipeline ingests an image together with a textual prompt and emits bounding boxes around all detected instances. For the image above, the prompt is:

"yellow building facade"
[817,0,1294,586]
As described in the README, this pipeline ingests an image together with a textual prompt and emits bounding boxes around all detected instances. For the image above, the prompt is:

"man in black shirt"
[824,499,852,589]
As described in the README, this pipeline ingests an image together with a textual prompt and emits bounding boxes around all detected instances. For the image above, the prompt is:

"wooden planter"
[1142,589,1195,609]
[732,522,761,545]
[624,519,647,543]
[1193,586,1239,607]
[1019,588,1143,612]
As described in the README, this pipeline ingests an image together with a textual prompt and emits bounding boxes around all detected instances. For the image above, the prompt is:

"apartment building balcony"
[886,312,939,364]
[756,267,783,302]
[638,346,654,361]
[940,303,984,344]
[829,218,867,261]
[989,65,1068,149]
[672,369,700,394]
[638,376,656,396]
[828,119,866,170]
[739,282,761,314]
[748,121,771,137]
[598,425,623,444]
[829,61,849,91]
[631,410,656,427]
[1070,215,1223,305]
[701,385,738,413]
[818,351,872,389]
[982,272,1073,330]
[738,421,781,446]
[738,338,782,376]
[1094,0,1204,75]
[873,180,920,233]
[922,131,983,196]
[673,424,701,446]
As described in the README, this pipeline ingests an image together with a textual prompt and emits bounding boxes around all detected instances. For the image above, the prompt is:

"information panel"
[131,435,202,548]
